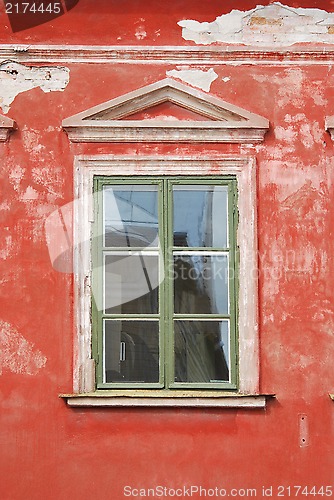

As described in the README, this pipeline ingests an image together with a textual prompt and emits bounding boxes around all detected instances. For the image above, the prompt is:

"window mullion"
[228,180,238,387]
[164,179,174,389]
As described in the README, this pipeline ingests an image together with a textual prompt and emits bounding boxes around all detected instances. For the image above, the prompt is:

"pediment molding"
[62,78,269,143]
[0,114,16,141]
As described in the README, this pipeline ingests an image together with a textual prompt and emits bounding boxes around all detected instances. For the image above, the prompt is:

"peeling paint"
[0,235,13,260]
[166,68,218,92]
[21,127,46,159]
[253,70,327,125]
[8,164,25,191]
[21,186,39,201]
[0,61,69,113]
[135,19,147,40]
[178,2,334,47]
[0,320,47,375]
[273,114,323,148]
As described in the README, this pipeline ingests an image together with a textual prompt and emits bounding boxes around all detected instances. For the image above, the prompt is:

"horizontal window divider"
[170,179,234,185]
[172,249,230,254]
[103,247,160,252]
[170,384,235,390]
[102,315,161,320]
[173,315,230,320]
[100,178,162,185]
[103,249,159,257]
[97,383,164,390]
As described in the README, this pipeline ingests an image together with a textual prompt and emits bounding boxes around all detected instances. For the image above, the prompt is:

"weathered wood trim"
[73,155,260,395]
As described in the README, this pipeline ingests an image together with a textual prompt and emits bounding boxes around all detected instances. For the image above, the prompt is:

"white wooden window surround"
[61,79,270,408]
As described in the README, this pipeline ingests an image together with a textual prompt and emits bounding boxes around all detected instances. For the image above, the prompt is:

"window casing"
[92,176,238,391]
[65,155,260,406]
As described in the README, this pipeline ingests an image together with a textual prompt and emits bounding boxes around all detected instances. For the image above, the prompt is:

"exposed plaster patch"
[135,20,147,40]
[0,200,11,212]
[21,186,39,201]
[178,2,334,47]
[0,61,69,113]
[253,68,305,108]
[166,68,218,92]
[21,127,46,159]
[31,165,64,200]
[0,235,13,260]
[0,320,47,375]
[135,27,147,40]
[222,77,231,83]
[274,116,323,148]
[274,126,298,143]
[8,164,25,191]
[260,176,330,307]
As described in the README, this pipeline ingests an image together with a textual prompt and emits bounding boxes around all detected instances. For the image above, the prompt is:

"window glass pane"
[105,254,159,314]
[173,185,228,248]
[104,185,158,247]
[174,320,229,383]
[174,254,229,315]
[104,320,159,383]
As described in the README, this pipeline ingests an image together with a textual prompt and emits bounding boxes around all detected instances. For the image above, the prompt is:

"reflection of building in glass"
[174,255,229,383]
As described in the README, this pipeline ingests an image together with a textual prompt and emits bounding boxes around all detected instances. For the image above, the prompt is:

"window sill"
[60,391,274,408]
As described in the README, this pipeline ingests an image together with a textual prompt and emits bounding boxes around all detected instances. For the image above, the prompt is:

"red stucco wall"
[1,2,334,499]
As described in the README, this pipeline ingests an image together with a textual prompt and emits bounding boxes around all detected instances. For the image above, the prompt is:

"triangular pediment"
[0,114,16,142]
[117,101,217,122]
[62,78,269,143]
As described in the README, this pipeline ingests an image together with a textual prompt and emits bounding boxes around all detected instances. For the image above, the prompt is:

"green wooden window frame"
[92,176,239,391]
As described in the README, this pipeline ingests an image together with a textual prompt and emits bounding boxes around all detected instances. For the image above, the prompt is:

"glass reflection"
[104,320,159,383]
[174,254,229,315]
[173,185,228,248]
[174,320,229,383]
[104,185,158,247]
[105,254,159,314]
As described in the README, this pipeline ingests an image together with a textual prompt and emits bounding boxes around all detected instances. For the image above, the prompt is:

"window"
[61,79,268,406]
[61,155,263,408]
[92,177,238,391]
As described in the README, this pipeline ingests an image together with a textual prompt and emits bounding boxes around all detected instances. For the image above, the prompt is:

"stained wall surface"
[0,1,334,499]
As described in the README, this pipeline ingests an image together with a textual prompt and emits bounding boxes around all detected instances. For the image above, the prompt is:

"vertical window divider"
[165,179,173,389]
[158,179,166,388]
[229,179,238,387]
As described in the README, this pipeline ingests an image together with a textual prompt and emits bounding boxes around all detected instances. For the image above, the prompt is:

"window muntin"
[93,177,238,391]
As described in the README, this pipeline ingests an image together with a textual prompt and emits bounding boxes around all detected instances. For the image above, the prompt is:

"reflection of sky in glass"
[103,186,158,247]
[173,186,228,248]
